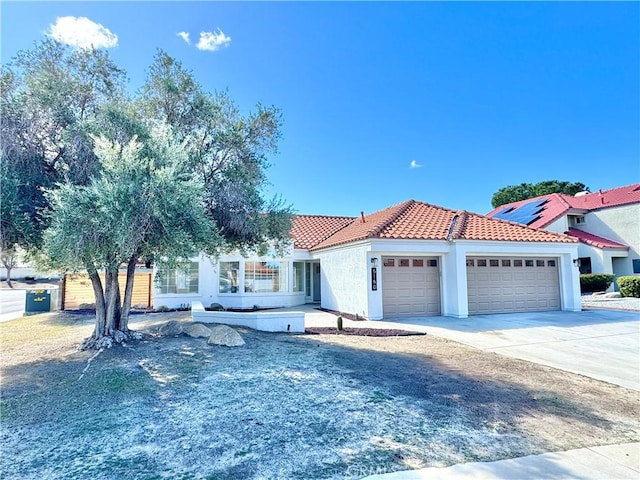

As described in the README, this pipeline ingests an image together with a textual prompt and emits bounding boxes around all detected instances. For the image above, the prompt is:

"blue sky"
[2,2,638,217]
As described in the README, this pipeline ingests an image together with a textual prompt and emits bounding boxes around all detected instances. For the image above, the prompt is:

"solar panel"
[493,199,547,225]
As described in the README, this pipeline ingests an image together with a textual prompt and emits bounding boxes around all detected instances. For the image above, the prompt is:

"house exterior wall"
[312,242,370,318]
[315,238,581,320]
[153,247,307,310]
[545,217,569,235]
[584,204,639,277]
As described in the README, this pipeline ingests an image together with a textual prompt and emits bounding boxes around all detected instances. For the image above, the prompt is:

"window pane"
[383,258,395,267]
[245,261,288,293]
[489,259,499,267]
[158,262,198,294]
[502,259,511,267]
[514,259,523,267]
[219,261,239,293]
[413,259,424,267]
[293,262,304,292]
[429,259,438,267]
[536,260,545,267]
[399,259,409,267]
[547,260,556,267]
[477,259,487,267]
[466,259,474,267]
[525,260,534,267]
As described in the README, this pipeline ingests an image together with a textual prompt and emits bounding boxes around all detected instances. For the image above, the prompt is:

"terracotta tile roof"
[311,200,576,251]
[565,228,629,250]
[486,184,640,229]
[290,214,355,250]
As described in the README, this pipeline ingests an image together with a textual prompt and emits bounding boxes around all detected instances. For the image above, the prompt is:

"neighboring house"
[487,184,640,290]
[154,199,581,319]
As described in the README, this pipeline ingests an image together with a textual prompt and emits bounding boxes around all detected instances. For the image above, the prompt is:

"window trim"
[157,261,199,295]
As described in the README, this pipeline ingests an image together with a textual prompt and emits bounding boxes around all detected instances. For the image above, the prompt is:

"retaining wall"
[191,301,305,333]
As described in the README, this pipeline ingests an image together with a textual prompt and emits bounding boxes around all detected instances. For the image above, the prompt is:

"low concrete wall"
[0,289,26,322]
[191,301,305,333]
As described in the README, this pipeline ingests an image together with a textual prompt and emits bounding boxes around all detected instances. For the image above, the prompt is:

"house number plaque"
[371,267,377,291]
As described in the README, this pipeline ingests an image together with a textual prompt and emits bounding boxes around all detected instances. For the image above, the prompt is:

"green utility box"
[25,289,51,313]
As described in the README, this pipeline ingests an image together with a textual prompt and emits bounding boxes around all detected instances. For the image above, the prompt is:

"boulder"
[183,323,212,338]
[208,325,245,347]
[159,320,183,336]
[603,292,622,299]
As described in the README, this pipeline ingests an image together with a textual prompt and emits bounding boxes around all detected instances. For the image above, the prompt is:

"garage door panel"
[383,256,441,317]
[467,256,560,315]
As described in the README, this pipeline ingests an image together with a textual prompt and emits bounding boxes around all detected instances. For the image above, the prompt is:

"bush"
[579,274,614,293]
[617,276,640,298]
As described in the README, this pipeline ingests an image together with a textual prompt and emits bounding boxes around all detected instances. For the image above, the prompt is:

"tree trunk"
[1,249,16,288]
[104,269,120,336]
[120,255,137,332]
[88,270,107,339]
[5,265,13,288]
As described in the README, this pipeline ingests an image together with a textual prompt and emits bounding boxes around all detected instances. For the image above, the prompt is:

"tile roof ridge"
[367,200,416,238]
[550,192,572,209]
[294,213,356,219]
[447,210,469,241]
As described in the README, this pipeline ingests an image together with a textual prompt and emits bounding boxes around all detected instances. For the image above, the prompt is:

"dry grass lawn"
[1,311,639,479]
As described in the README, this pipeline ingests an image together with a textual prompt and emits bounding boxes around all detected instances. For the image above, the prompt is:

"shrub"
[579,274,614,293]
[617,276,640,298]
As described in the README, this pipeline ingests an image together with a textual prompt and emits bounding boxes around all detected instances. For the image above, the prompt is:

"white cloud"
[48,16,118,49]
[410,160,423,169]
[196,29,231,51]
[177,31,190,44]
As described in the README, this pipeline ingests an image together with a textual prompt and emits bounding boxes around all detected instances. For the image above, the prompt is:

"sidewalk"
[365,443,640,480]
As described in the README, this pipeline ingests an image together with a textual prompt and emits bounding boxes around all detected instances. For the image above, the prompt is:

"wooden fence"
[62,270,153,310]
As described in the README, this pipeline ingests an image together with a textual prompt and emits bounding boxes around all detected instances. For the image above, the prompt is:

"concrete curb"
[364,443,640,479]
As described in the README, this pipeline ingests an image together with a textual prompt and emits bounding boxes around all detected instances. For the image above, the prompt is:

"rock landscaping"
[207,324,246,347]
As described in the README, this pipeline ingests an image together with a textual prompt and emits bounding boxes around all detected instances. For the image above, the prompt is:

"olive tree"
[0,41,125,285]
[4,42,293,349]
[44,128,220,348]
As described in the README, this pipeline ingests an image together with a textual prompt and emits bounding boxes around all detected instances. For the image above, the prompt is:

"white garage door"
[382,257,441,317]
[467,257,561,315]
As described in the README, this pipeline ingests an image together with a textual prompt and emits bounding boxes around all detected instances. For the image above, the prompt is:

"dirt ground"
[1,311,638,479]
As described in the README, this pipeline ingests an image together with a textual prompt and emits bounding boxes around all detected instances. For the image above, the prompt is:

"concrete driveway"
[383,309,640,391]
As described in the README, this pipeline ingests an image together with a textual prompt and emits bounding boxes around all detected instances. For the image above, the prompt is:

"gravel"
[581,294,640,312]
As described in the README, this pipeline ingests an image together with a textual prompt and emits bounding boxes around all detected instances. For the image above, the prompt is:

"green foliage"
[43,127,220,273]
[617,276,640,298]
[491,180,589,208]
[3,41,293,340]
[1,40,126,258]
[138,51,293,253]
[579,274,615,293]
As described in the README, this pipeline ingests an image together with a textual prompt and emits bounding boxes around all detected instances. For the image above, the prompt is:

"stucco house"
[154,199,581,319]
[486,184,640,289]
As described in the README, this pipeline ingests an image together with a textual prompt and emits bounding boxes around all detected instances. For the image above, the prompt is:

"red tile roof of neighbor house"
[565,228,629,250]
[486,183,640,229]
[306,200,576,251]
[290,214,355,250]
